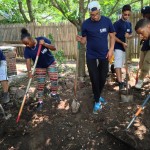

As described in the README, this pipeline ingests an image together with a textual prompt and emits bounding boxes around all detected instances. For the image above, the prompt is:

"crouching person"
[20,28,60,111]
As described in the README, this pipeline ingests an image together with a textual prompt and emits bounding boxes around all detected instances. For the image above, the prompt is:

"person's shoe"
[119,82,124,91]
[99,97,108,105]
[93,102,102,114]
[135,79,143,89]
[36,101,43,111]
[1,92,10,104]
[50,93,60,101]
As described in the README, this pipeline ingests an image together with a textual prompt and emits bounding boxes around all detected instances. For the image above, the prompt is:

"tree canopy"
[0,0,149,24]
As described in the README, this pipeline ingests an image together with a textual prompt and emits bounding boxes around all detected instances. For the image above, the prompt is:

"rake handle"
[126,94,150,130]
[16,44,42,123]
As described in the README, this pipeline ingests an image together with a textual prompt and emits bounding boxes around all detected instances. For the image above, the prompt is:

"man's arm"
[125,33,132,39]
[106,32,115,60]
[114,32,128,49]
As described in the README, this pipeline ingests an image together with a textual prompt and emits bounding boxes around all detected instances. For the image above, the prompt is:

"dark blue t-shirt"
[114,19,132,51]
[24,37,55,68]
[141,39,150,51]
[0,50,6,61]
[82,16,115,59]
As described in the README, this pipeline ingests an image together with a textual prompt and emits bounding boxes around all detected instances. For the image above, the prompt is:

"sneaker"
[99,97,108,105]
[93,102,102,114]
[1,92,10,104]
[135,79,143,89]
[50,93,60,101]
[36,102,43,111]
[119,82,124,91]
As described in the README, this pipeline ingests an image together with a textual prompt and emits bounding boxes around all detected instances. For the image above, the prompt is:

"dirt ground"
[0,61,150,150]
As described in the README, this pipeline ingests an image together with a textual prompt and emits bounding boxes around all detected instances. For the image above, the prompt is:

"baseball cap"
[88,1,100,12]
[141,6,150,15]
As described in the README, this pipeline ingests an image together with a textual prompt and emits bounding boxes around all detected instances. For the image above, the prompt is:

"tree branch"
[17,0,30,23]
[26,0,35,22]
[109,0,141,17]
[51,0,78,27]
[108,0,121,17]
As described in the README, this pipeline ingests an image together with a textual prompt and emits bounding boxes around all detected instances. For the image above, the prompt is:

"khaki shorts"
[0,60,8,81]
[114,49,126,68]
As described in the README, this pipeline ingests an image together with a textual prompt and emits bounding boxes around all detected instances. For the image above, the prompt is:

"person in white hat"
[76,1,115,114]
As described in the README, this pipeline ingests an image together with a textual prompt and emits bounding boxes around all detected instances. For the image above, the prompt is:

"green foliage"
[0,0,149,24]
[52,49,67,73]
[53,50,66,66]
[48,33,55,44]
[0,0,24,23]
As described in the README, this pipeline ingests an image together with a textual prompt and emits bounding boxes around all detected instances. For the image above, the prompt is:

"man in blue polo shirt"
[0,50,10,104]
[113,4,132,91]
[76,1,115,114]
[135,6,150,89]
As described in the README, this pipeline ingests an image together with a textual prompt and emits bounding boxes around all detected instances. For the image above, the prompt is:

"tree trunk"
[77,27,86,77]
[26,0,35,22]
[17,0,30,23]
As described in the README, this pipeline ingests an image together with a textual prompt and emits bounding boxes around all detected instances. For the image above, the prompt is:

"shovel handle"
[135,107,142,117]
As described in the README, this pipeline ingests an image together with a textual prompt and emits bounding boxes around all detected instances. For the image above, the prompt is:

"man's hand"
[122,42,128,50]
[76,35,82,42]
[125,33,132,39]
[76,35,86,44]
[125,33,130,38]
[106,49,113,61]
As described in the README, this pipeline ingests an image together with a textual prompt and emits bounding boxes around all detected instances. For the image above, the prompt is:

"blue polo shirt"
[114,19,132,51]
[141,39,150,51]
[0,50,6,61]
[24,37,55,68]
[82,16,115,60]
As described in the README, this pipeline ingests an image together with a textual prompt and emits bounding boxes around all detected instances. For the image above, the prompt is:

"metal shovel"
[0,104,12,120]
[71,36,80,113]
[120,39,133,102]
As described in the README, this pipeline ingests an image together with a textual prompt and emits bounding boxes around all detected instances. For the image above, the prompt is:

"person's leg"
[98,59,109,105]
[35,68,46,110]
[87,59,100,102]
[87,59,102,114]
[114,50,125,90]
[0,60,10,103]
[98,59,109,94]
[47,61,59,100]
[139,51,150,80]
[1,80,9,92]
[136,51,150,89]
[139,51,145,70]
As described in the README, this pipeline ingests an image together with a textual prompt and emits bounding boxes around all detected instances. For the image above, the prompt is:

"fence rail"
[0,12,142,60]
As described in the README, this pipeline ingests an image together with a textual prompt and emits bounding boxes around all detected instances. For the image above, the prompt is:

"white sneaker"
[135,79,143,89]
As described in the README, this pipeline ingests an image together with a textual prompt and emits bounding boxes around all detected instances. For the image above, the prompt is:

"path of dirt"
[0,61,150,150]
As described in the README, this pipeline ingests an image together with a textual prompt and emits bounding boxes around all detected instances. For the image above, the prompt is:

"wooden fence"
[0,12,142,60]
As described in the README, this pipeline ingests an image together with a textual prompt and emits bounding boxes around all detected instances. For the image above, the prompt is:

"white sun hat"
[88,1,101,12]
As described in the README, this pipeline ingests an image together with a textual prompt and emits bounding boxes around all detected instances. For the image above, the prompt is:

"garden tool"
[16,44,42,123]
[0,104,12,120]
[71,33,80,113]
[135,67,139,85]
[120,39,133,102]
[126,94,150,130]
